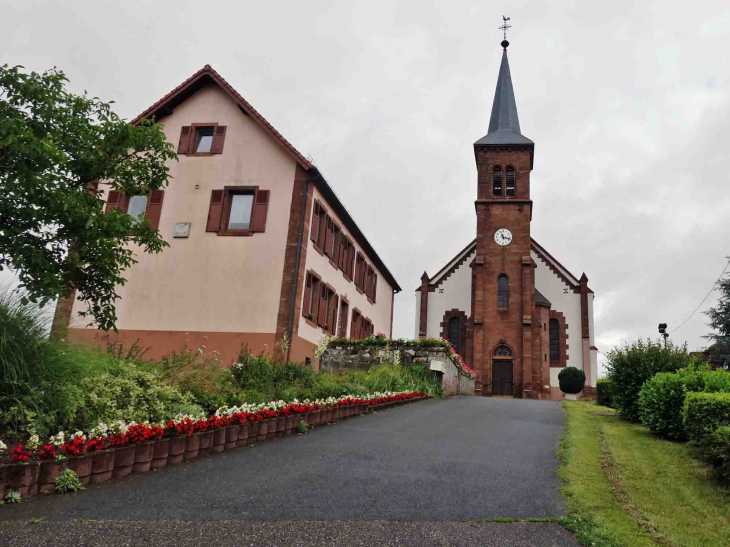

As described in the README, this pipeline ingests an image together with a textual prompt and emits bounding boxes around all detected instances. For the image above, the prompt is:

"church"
[414,38,598,400]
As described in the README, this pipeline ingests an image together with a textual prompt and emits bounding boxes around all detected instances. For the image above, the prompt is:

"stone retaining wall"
[321,346,475,396]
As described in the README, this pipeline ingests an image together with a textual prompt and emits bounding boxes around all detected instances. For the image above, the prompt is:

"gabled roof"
[474,49,533,147]
[417,237,591,294]
[131,64,313,170]
[132,65,401,292]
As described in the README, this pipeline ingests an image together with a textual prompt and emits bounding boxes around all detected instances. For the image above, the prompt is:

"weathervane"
[499,15,511,48]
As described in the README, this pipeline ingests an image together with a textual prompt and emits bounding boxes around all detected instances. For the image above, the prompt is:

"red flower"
[60,436,87,457]
[38,444,57,460]
[86,437,106,452]
[11,444,32,463]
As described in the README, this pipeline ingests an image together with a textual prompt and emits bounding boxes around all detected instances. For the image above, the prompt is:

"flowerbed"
[0,390,428,502]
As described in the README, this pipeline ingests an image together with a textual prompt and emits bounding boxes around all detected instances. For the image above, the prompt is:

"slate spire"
[475,44,533,146]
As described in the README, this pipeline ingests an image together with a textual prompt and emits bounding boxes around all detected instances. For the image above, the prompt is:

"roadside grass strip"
[559,401,730,547]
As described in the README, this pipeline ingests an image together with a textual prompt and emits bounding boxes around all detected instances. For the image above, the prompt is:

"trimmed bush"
[605,339,692,422]
[700,425,730,482]
[558,367,586,394]
[596,378,614,407]
[683,392,730,441]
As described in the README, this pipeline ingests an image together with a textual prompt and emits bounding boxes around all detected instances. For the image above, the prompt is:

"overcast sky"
[2,0,729,360]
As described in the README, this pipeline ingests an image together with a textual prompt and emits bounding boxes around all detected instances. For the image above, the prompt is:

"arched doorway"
[492,345,513,397]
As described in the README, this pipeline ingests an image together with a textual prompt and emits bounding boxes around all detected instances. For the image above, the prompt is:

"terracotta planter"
[249,421,260,442]
[275,416,286,438]
[236,423,250,447]
[38,460,67,494]
[0,463,7,499]
[112,444,136,478]
[89,449,115,484]
[199,431,213,457]
[256,419,268,443]
[184,433,201,461]
[167,436,186,465]
[133,442,154,473]
[6,462,40,499]
[225,425,239,451]
[284,415,295,436]
[313,410,322,425]
[303,413,311,427]
[211,428,226,453]
[151,439,170,469]
[267,418,277,440]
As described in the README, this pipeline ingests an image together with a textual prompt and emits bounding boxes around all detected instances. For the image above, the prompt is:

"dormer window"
[492,166,502,196]
[194,126,215,153]
[505,166,515,196]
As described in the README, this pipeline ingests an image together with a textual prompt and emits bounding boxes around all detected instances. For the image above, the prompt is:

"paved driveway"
[0,397,574,545]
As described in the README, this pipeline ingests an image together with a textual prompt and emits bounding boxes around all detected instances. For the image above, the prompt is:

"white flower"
[0,440,7,452]
[50,431,66,447]
[27,434,41,451]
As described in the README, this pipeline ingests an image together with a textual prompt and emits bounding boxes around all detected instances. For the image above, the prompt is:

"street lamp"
[658,323,668,347]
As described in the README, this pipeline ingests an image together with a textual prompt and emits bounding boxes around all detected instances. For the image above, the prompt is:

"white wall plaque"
[174,222,191,238]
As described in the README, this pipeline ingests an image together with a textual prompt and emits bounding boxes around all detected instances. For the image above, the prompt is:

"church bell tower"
[471,30,537,398]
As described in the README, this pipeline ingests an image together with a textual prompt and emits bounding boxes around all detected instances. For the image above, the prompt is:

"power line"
[669,257,730,334]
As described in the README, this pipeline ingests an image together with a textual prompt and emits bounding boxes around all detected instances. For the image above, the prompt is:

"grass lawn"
[559,401,730,547]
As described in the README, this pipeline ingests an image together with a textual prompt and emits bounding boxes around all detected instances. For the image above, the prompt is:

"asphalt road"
[0,397,575,546]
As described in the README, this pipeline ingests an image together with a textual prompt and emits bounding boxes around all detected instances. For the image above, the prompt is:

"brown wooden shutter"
[371,273,377,303]
[310,203,320,243]
[206,190,224,232]
[318,213,328,248]
[328,294,338,335]
[332,228,341,264]
[105,190,121,212]
[324,219,333,255]
[145,190,164,230]
[251,189,270,232]
[178,126,192,154]
[302,274,312,318]
[317,287,328,327]
[211,126,227,154]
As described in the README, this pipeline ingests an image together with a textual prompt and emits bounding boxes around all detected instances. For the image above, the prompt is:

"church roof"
[474,49,533,146]
[535,289,551,306]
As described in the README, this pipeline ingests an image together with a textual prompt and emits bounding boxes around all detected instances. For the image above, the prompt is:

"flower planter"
[199,431,213,457]
[303,412,312,427]
[68,455,92,487]
[184,433,201,461]
[211,428,226,453]
[38,460,67,494]
[133,442,154,473]
[6,462,40,499]
[112,445,136,478]
[151,439,170,469]
[266,418,277,440]
[256,419,268,443]
[89,449,115,484]
[167,436,186,465]
[236,423,250,447]
[275,416,286,438]
[225,425,239,451]
[284,415,295,436]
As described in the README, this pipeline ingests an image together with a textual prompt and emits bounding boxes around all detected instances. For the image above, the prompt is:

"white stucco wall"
[425,249,475,337]
[70,84,297,333]
[298,186,394,346]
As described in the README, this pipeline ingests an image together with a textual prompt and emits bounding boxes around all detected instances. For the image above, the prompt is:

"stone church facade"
[415,44,598,400]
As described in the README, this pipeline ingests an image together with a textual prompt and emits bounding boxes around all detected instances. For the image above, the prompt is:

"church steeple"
[475,42,533,147]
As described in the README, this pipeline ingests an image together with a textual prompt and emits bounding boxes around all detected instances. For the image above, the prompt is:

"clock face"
[494,228,513,246]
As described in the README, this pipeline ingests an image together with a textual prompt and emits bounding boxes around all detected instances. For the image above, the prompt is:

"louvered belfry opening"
[505,166,515,196]
[492,166,503,196]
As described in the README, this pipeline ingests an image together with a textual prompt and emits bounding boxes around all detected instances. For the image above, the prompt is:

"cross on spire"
[499,15,511,48]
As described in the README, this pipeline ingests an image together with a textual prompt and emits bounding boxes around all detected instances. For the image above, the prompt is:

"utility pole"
[658,323,669,348]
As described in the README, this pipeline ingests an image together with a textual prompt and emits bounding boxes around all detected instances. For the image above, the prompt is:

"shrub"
[55,469,84,494]
[558,367,586,394]
[605,339,692,422]
[639,370,730,440]
[699,425,730,482]
[596,378,614,407]
[683,392,730,441]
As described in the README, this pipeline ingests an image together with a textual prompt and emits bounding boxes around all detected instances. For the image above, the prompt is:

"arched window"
[498,275,509,308]
[493,345,512,357]
[505,166,515,196]
[492,166,502,196]
[549,319,560,361]
[448,317,461,356]
[127,195,148,222]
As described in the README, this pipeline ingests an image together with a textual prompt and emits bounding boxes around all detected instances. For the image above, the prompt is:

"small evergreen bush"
[605,339,691,422]
[558,367,586,394]
[596,378,614,407]
[683,392,730,441]
[700,425,730,482]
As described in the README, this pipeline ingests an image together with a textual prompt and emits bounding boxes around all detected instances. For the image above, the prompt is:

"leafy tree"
[705,264,730,368]
[0,65,175,331]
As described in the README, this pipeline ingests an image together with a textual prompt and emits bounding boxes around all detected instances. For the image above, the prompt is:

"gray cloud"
[2,0,728,356]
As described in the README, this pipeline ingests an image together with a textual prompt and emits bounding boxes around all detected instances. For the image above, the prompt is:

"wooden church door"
[492,361,513,397]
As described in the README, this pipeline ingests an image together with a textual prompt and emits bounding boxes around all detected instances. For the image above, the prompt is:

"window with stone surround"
[549,318,560,361]
[492,166,503,196]
[498,274,509,308]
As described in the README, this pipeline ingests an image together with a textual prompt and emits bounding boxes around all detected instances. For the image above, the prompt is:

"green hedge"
[639,370,730,440]
[596,378,613,407]
[699,425,730,482]
[683,392,730,442]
